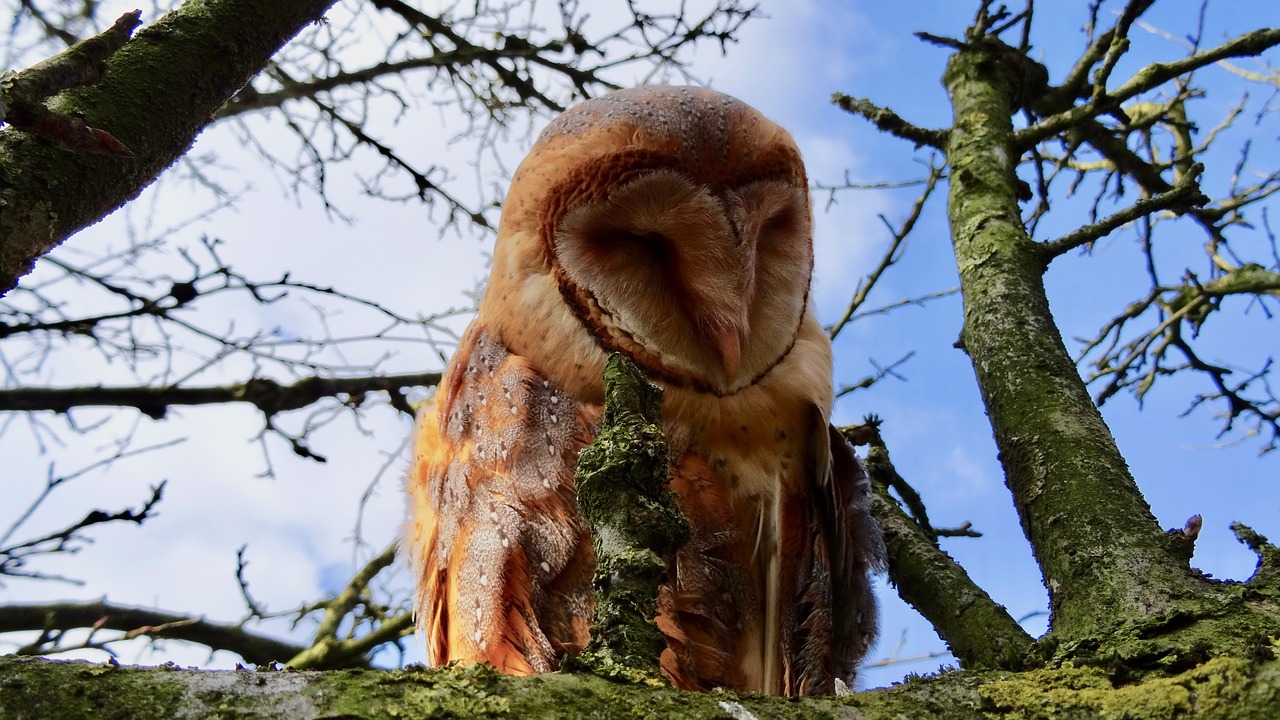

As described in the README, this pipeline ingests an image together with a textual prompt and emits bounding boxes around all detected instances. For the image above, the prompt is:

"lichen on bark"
[572,353,689,682]
[939,31,1280,674]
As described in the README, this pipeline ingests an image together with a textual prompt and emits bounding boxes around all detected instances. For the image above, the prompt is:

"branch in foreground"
[572,354,685,683]
[0,10,140,157]
[0,600,305,665]
[4,652,1278,719]
[0,372,441,419]
[846,422,1033,671]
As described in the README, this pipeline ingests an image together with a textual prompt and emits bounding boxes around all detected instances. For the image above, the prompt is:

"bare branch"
[831,94,949,149]
[1019,27,1280,148]
[828,162,945,340]
[1038,163,1209,260]
[0,372,439,419]
[0,599,307,665]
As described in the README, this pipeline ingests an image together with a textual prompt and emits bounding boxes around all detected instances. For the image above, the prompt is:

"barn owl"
[405,85,884,696]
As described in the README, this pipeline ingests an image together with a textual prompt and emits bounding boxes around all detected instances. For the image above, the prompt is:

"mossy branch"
[853,427,1034,670]
[832,93,949,149]
[1019,27,1280,147]
[0,0,339,297]
[0,10,141,157]
[573,353,689,682]
[6,653,1280,719]
[1233,522,1280,598]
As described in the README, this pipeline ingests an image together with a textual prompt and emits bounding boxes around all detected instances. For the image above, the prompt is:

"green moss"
[324,664,512,718]
[573,354,689,680]
[0,659,187,720]
[5,654,1280,719]
[978,657,1279,720]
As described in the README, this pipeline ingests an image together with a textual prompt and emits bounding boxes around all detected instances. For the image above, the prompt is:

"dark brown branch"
[831,94,949,149]
[0,372,441,419]
[0,600,306,665]
[15,0,80,47]
[2,483,166,583]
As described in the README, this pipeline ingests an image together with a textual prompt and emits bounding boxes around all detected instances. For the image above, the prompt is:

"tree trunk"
[943,37,1205,640]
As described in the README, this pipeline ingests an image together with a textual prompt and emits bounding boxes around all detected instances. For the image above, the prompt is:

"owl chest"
[660,387,811,508]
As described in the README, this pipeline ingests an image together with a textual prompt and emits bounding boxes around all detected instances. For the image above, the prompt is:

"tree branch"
[831,94,949,149]
[286,543,411,670]
[844,424,1031,670]
[0,0,339,296]
[1038,163,1209,260]
[828,163,944,340]
[0,600,306,665]
[1019,27,1280,148]
[0,372,440,419]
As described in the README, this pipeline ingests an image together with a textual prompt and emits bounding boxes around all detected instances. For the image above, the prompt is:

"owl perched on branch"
[405,85,884,696]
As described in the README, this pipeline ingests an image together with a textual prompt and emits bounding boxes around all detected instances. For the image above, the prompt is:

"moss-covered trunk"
[941,40,1213,642]
[0,0,337,295]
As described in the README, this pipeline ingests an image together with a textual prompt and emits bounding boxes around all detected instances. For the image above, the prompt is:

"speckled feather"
[406,86,884,696]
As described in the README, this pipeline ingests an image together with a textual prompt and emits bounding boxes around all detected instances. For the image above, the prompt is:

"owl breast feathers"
[406,85,885,696]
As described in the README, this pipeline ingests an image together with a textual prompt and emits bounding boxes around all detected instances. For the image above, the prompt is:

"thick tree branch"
[0,372,440,419]
[848,424,1033,670]
[573,354,685,681]
[7,651,1280,718]
[0,600,306,665]
[0,10,139,156]
[943,31,1217,646]
[0,0,340,296]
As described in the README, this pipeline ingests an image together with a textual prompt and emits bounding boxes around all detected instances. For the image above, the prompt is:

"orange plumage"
[406,86,884,695]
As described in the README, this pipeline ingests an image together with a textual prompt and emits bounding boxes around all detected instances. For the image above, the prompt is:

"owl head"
[486,86,814,396]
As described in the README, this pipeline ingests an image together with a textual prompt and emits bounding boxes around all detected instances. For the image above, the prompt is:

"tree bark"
[2,654,1278,719]
[941,37,1209,641]
[0,0,339,296]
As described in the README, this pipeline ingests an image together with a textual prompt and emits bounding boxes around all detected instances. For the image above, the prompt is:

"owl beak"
[714,324,744,380]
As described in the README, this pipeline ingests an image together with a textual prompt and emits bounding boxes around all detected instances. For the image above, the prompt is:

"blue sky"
[2,0,1277,691]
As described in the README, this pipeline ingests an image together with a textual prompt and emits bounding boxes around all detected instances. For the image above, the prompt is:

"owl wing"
[406,324,595,674]
[779,409,886,694]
